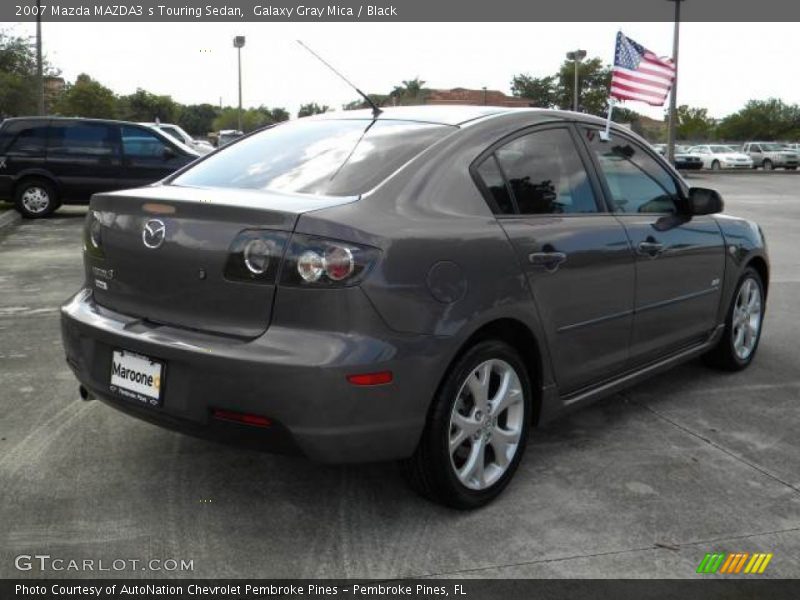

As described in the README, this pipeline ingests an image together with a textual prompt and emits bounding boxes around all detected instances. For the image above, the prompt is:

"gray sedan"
[61,106,769,508]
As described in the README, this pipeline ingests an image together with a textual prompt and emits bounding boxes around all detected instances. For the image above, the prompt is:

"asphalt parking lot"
[1,172,798,579]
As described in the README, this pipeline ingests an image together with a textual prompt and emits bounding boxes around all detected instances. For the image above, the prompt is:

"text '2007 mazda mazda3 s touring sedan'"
[61,106,769,508]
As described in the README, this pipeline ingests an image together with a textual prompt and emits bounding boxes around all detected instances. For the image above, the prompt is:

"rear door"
[475,124,636,394]
[0,119,50,196]
[47,120,122,199]
[119,125,194,188]
[580,127,725,366]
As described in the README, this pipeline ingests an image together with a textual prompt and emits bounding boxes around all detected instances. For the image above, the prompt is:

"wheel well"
[455,318,544,425]
[747,256,769,298]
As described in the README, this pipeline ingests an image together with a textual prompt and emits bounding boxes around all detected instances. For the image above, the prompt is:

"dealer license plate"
[110,350,165,407]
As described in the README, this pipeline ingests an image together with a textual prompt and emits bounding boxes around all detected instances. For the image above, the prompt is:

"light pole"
[566,49,587,112]
[482,86,487,105]
[233,35,246,132]
[35,0,44,115]
[666,0,684,164]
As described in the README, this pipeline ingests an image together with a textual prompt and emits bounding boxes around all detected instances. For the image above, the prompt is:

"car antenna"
[296,40,382,118]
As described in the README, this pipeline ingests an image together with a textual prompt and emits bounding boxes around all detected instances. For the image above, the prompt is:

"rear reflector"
[212,409,272,428]
[347,371,393,386]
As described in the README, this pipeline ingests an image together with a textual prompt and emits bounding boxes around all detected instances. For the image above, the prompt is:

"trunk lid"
[87,184,356,338]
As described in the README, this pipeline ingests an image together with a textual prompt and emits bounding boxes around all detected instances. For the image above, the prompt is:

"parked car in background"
[141,122,214,155]
[61,106,769,508]
[217,129,244,147]
[741,142,798,170]
[0,117,199,218]
[687,145,754,170]
[652,143,703,170]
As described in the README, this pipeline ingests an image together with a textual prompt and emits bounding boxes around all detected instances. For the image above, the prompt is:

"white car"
[687,145,754,170]
[140,122,214,155]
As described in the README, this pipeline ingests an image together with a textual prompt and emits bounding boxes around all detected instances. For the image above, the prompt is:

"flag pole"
[600,97,614,141]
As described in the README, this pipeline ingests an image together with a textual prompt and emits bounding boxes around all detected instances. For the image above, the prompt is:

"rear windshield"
[170,119,454,196]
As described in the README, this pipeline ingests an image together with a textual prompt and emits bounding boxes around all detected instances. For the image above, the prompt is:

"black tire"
[763,159,774,171]
[704,267,765,371]
[401,340,532,509]
[787,166,797,171]
[711,160,721,171]
[14,177,59,219]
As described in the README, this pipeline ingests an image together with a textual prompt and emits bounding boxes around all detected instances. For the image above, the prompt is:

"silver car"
[742,142,798,170]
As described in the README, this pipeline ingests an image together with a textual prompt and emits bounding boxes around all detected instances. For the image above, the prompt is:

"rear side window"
[49,122,119,157]
[583,128,679,214]
[0,121,48,155]
[171,119,453,196]
[476,127,598,215]
[475,155,515,214]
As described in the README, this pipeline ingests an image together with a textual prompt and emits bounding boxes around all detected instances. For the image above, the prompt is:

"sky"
[6,21,799,120]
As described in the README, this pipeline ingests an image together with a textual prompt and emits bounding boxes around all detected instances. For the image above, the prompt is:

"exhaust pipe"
[79,385,95,402]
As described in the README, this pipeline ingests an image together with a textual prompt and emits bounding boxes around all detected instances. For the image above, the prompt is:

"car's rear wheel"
[402,340,532,509]
[711,160,721,171]
[704,267,765,371]
[14,178,59,219]
[763,159,774,171]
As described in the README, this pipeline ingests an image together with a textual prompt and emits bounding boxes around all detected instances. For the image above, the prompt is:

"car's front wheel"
[402,340,532,509]
[704,267,765,371]
[763,159,774,171]
[711,160,721,171]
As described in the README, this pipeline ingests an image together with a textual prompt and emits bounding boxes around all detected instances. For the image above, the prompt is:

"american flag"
[610,31,676,106]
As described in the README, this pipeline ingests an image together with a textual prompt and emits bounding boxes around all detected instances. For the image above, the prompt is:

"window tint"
[159,126,183,143]
[0,121,48,155]
[475,155,514,214]
[584,128,678,214]
[122,126,169,158]
[171,119,453,196]
[493,128,597,214]
[49,122,118,157]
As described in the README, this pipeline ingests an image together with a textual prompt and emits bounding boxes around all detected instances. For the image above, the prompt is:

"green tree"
[297,102,330,118]
[556,57,612,116]
[343,94,390,111]
[212,105,289,133]
[671,105,715,141]
[510,74,556,107]
[53,73,116,118]
[0,29,57,117]
[117,88,178,123]
[716,99,800,141]
[177,103,219,136]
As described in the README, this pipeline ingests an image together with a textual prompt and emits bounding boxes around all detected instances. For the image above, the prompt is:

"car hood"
[715,153,750,160]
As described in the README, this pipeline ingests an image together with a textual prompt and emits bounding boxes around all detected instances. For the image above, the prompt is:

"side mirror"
[686,187,724,215]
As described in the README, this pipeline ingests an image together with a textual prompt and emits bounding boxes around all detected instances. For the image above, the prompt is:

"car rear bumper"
[60,288,441,463]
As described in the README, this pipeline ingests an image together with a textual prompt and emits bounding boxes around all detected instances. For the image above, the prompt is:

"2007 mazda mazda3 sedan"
[61,106,769,508]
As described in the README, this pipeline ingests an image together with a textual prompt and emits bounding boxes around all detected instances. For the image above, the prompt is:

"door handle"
[638,240,665,257]
[529,251,567,272]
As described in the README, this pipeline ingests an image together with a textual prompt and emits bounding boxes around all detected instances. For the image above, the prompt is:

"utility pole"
[36,0,44,115]
[233,36,246,132]
[566,50,587,112]
[666,0,684,164]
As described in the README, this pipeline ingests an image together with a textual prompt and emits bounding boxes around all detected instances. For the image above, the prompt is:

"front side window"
[584,128,679,214]
[122,126,169,158]
[172,119,454,196]
[49,122,119,157]
[480,127,598,215]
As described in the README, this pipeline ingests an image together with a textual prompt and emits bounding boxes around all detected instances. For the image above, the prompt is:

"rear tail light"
[281,234,380,287]
[224,230,289,284]
[84,210,106,257]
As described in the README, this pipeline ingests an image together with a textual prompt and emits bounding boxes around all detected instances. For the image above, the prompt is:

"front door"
[474,125,636,394]
[581,128,725,366]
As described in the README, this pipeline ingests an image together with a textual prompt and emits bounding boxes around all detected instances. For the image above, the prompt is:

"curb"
[0,209,21,239]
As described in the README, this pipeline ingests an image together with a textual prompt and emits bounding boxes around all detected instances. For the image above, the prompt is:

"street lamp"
[666,0,685,164]
[233,35,246,132]
[482,86,487,105]
[566,49,587,112]
[35,0,44,115]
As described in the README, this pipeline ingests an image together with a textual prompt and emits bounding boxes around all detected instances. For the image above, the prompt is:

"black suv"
[0,117,199,218]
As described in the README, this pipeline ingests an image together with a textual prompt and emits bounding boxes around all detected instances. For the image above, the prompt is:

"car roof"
[1,116,157,127]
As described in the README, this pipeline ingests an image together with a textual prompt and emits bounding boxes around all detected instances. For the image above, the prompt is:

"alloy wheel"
[732,277,763,360]
[20,186,51,214]
[448,359,525,491]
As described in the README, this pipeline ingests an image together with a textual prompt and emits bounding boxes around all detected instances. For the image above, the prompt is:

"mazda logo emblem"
[142,219,166,249]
